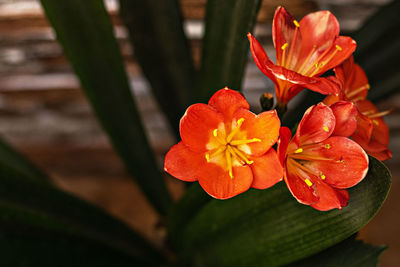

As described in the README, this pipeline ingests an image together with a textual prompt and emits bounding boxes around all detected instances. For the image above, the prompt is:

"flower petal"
[250,149,283,189]
[272,6,301,66]
[208,88,249,122]
[164,142,203,182]
[232,109,280,156]
[277,127,292,165]
[284,159,319,205]
[197,164,253,199]
[314,36,357,76]
[353,113,373,141]
[296,103,335,145]
[352,135,392,161]
[311,181,349,211]
[248,33,278,84]
[299,10,339,52]
[180,103,224,152]
[302,136,369,189]
[330,101,357,137]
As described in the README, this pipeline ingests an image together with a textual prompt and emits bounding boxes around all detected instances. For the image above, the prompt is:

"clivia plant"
[1,0,398,266]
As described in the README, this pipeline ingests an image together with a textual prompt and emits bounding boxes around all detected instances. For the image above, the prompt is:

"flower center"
[205,118,261,179]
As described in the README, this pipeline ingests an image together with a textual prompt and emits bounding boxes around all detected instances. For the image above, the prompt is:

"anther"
[320,172,326,180]
[373,120,379,126]
[294,148,303,154]
[293,20,300,27]
[237,118,245,126]
[323,126,329,132]
[281,43,288,50]
[304,179,313,187]
[205,153,210,163]
[324,144,331,149]
[213,129,218,137]
[335,45,342,51]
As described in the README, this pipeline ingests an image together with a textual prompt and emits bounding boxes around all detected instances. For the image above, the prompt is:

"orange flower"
[278,103,369,211]
[324,56,392,161]
[164,88,282,199]
[248,6,356,105]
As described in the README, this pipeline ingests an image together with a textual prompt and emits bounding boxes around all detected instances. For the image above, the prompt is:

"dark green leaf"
[286,236,386,267]
[177,157,391,266]
[353,0,400,101]
[40,0,172,215]
[0,137,49,184]
[0,167,165,266]
[119,0,195,136]
[197,0,262,101]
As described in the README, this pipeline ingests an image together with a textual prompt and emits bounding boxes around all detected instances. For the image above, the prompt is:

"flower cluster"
[164,6,391,211]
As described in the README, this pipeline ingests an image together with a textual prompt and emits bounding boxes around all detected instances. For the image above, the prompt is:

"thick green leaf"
[176,157,390,266]
[40,0,172,215]
[197,0,262,101]
[0,137,49,184]
[353,1,400,101]
[0,167,165,266]
[286,236,386,267]
[119,0,195,137]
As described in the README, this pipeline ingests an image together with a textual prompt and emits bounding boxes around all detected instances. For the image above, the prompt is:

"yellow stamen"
[205,153,210,162]
[230,138,261,146]
[335,45,342,51]
[304,179,313,187]
[297,45,317,74]
[281,43,288,50]
[225,149,233,179]
[323,126,329,132]
[324,144,331,149]
[373,120,379,125]
[294,148,303,154]
[227,118,245,142]
[367,110,391,119]
[320,172,326,180]
[346,84,370,99]
[213,129,218,137]
[210,146,226,158]
[293,20,300,27]
[231,146,254,165]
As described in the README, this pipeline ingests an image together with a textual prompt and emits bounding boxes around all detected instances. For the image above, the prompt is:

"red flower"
[278,103,369,211]
[164,88,282,199]
[324,56,392,161]
[248,6,356,105]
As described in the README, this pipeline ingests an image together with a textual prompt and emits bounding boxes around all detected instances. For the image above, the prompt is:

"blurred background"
[0,0,398,266]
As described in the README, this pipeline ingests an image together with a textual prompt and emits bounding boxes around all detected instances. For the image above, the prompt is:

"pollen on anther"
[213,129,218,137]
[324,144,331,149]
[366,83,371,90]
[315,62,319,68]
[237,118,245,126]
[205,153,210,162]
[304,179,313,187]
[373,120,379,125]
[293,20,300,27]
[281,43,288,50]
[335,45,342,51]
[323,126,329,132]
[294,148,303,154]
[320,172,326,180]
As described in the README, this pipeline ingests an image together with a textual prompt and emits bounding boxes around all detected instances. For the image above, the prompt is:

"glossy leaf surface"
[40,0,172,215]
[177,157,390,266]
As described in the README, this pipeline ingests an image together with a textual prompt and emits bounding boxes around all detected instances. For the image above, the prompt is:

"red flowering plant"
[164,88,282,199]
[248,6,356,112]
[277,102,369,210]
[323,56,392,161]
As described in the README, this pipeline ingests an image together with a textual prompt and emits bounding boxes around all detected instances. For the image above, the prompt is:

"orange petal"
[311,181,349,211]
[232,109,280,156]
[208,88,249,122]
[353,113,373,142]
[180,103,224,152]
[272,6,301,67]
[313,36,357,76]
[330,101,357,137]
[284,159,319,205]
[198,164,253,199]
[248,33,278,84]
[164,142,204,182]
[250,149,283,189]
[302,136,369,189]
[277,127,292,165]
[299,11,339,52]
[296,103,335,145]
